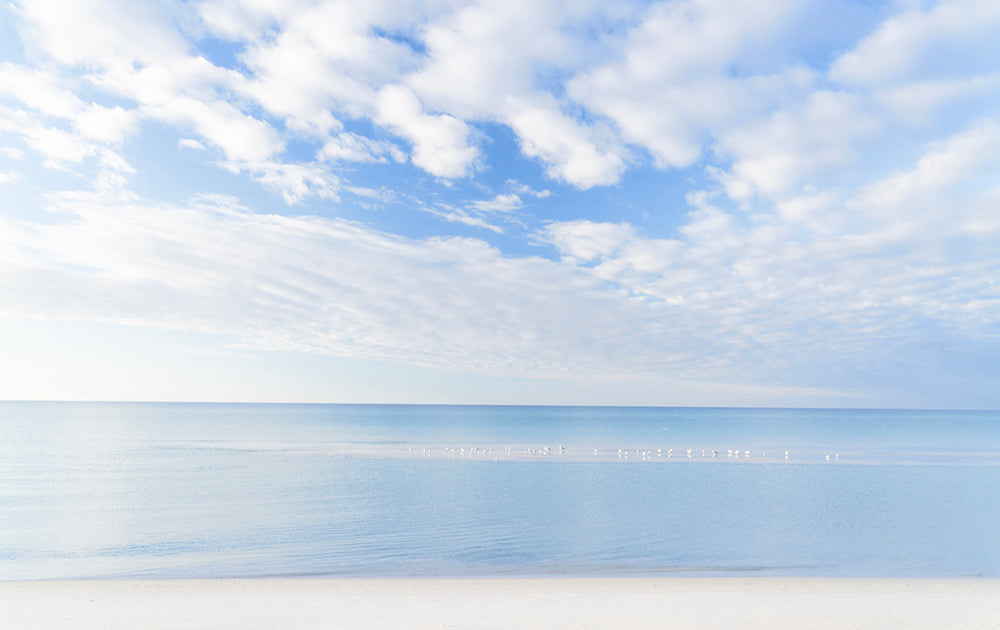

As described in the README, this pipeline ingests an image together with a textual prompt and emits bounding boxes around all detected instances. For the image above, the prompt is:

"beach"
[3,578,999,629]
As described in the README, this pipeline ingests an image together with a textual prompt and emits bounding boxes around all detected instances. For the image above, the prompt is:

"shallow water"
[1,403,998,579]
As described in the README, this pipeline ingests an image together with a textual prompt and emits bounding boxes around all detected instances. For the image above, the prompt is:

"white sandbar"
[2,578,998,629]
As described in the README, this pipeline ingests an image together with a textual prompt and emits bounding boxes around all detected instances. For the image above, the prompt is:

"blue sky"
[2,0,1000,408]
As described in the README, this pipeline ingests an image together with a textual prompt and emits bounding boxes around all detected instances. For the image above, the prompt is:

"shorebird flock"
[403,445,847,463]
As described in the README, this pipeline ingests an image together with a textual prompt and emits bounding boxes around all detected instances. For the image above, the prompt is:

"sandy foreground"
[2,578,999,629]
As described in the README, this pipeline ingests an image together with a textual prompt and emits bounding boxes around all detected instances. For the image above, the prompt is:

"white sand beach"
[2,578,998,629]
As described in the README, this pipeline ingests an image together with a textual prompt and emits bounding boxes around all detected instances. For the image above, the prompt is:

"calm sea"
[2,403,999,579]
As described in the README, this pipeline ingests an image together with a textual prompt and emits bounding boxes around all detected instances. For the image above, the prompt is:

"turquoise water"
[1,403,999,579]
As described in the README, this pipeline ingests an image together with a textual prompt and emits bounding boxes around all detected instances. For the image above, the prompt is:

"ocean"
[1,403,999,580]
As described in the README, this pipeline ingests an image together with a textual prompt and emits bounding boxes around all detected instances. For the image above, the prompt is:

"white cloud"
[89,54,238,107]
[14,0,188,67]
[418,192,529,233]
[0,63,85,118]
[468,193,522,215]
[178,138,207,151]
[0,64,124,169]
[507,180,551,198]
[18,118,95,166]
[542,209,1000,382]
[92,149,137,197]
[507,103,625,189]
[74,104,138,144]
[405,0,632,188]
[10,0,822,194]
[235,0,422,134]
[247,161,341,204]
[829,0,1000,85]
[816,0,1000,168]
[375,84,480,179]
[568,0,811,169]
[10,1,339,205]
[421,204,505,234]
[533,108,1000,386]
[853,121,1000,212]
[1,190,682,373]
[544,220,639,263]
[715,90,876,202]
[1,146,26,160]
[195,0,313,41]
[146,96,283,164]
[407,0,585,117]
[0,96,136,188]
[874,73,1000,124]
[419,191,537,233]
[840,120,1000,254]
[317,132,405,164]
[774,189,842,231]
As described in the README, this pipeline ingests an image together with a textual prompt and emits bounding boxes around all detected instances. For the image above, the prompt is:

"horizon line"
[1,400,996,413]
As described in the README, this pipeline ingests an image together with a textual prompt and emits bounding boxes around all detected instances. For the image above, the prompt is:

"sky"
[1,0,999,408]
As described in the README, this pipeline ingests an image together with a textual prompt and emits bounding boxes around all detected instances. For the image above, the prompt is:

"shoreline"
[3,577,998,629]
